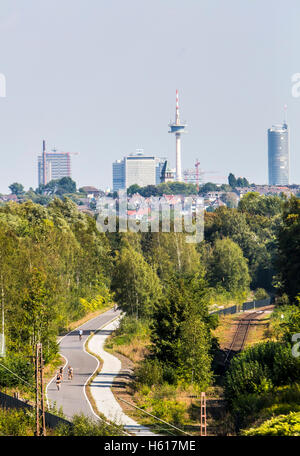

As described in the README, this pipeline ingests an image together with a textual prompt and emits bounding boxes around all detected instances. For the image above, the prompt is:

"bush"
[0,408,35,436]
[242,411,300,436]
[55,414,123,436]
[225,341,300,404]
[0,354,34,388]
[162,366,178,385]
[254,288,269,300]
[135,359,163,387]
[151,399,186,426]
[116,316,150,338]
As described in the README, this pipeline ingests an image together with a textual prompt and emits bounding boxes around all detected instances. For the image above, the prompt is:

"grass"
[63,303,114,333]
[105,317,151,364]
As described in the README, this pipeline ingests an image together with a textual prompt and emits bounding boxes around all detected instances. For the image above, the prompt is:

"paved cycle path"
[46,307,120,420]
[88,318,156,436]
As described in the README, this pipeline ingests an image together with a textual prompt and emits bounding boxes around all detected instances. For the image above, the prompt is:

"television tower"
[169,90,187,182]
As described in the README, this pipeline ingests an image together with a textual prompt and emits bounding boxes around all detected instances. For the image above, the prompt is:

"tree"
[277,196,300,302]
[204,206,276,290]
[150,279,189,366]
[208,238,250,296]
[228,173,237,188]
[150,274,211,370]
[112,245,162,318]
[127,184,141,196]
[9,183,24,195]
[221,192,238,208]
[37,177,77,196]
[238,192,283,217]
[200,182,218,194]
[178,316,212,388]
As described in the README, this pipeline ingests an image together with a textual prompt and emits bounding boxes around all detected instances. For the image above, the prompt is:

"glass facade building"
[112,153,166,191]
[268,122,289,186]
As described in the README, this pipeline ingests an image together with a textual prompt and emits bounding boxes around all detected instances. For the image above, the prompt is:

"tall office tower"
[38,148,72,186]
[112,153,165,191]
[169,90,187,182]
[268,120,289,186]
[112,159,126,191]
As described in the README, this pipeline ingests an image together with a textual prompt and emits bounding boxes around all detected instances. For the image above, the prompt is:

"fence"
[210,296,273,316]
[0,391,72,430]
[242,297,271,311]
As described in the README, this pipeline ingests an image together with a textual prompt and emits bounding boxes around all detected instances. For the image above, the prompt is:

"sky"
[0,0,299,193]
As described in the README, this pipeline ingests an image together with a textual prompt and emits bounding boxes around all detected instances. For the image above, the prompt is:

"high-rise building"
[268,122,289,186]
[112,153,166,191]
[38,150,71,186]
[112,159,126,191]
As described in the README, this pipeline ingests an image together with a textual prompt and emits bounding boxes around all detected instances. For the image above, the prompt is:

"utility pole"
[200,392,207,436]
[34,343,46,436]
[39,344,46,436]
[35,344,40,436]
[0,275,4,357]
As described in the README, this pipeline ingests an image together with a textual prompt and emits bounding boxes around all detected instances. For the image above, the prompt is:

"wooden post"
[35,344,40,436]
[39,344,46,436]
[200,392,207,436]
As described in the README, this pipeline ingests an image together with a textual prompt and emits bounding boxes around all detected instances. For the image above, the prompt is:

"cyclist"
[56,372,62,391]
[68,366,74,380]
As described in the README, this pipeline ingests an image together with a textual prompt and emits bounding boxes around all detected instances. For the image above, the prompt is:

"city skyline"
[0,0,300,194]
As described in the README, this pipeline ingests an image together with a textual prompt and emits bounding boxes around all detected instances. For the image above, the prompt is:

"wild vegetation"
[0,197,113,391]
[0,191,300,435]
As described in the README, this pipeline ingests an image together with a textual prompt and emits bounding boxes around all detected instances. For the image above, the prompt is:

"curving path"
[88,318,155,436]
[46,307,121,420]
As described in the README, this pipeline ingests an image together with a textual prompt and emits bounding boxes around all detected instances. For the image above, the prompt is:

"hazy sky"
[0,0,299,192]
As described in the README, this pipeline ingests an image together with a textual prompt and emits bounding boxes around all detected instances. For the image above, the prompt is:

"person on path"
[68,366,73,380]
[79,329,83,341]
[56,372,62,391]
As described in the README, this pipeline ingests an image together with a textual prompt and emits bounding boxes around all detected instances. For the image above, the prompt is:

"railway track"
[223,311,262,366]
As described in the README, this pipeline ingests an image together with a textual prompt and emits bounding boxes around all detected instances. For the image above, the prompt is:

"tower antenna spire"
[169,90,187,182]
[176,89,180,124]
[283,104,288,124]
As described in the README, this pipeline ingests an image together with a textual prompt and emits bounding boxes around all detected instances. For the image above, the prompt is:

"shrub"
[151,399,186,426]
[116,316,150,338]
[225,341,300,404]
[135,359,163,387]
[55,414,123,436]
[162,366,178,385]
[242,411,300,436]
[0,354,34,388]
[0,408,35,436]
[254,288,269,300]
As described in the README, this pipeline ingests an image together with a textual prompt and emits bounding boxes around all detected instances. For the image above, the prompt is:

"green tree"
[151,274,211,371]
[178,315,212,388]
[208,238,250,296]
[9,183,24,195]
[277,196,300,302]
[127,184,142,196]
[228,173,237,188]
[112,246,162,318]
[200,182,218,194]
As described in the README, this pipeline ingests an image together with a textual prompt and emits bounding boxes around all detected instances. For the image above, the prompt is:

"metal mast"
[169,90,187,182]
